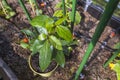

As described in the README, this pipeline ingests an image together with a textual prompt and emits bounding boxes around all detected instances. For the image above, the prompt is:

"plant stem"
[71,0,77,32]
[74,0,119,80]
[62,0,66,25]
[18,0,31,21]
[34,0,39,11]
[29,0,35,15]
[103,49,120,68]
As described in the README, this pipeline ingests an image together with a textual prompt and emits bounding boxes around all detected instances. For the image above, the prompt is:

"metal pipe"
[74,0,119,80]
[62,0,66,16]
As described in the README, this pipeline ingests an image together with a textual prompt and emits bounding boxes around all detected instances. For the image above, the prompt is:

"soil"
[0,0,120,80]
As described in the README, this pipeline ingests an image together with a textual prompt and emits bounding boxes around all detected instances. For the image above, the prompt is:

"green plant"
[108,42,120,80]
[0,0,15,19]
[53,0,81,26]
[28,0,42,16]
[109,61,120,80]
[20,14,77,72]
[19,0,81,74]
[103,41,120,80]
[102,41,120,80]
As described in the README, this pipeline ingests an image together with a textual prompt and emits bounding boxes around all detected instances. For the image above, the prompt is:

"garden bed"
[0,0,120,80]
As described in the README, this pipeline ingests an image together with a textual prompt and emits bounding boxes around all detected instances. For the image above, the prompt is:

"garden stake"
[62,0,66,25]
[87,34,112,66]
[18,0,31,21]
[62,0,66,16]
[103,48,120,68]
[74,0,119,80]
[71,0,77,32]
[18,0,39,35]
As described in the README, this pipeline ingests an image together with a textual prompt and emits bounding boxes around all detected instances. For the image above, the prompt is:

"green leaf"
[113,63,120,80]
[36,27,48,34]
[65,0,72,3]
[68,11,81,25]
[60,40,70,46]
[55,2,62,9]
[9,11,15,16]
[61,39,78,46]
[55,16,67,26]
[30,15,49,27]
[21,29,35,38]
[53,10,63,17]
[45,18,54,27]
[38,33,47,41]
[30,39,43,55]
[75,11,81,25]
[65,3,72,8]
[56,25,72,41]
[49,35,62,50]
[35,9,42,16]
[29,0,35,3]
[45,17,54,33]
[117,72,120,80]
[55,51,65,67]
[68,12,72,21]
[114,42,120,49]
[113,63,120,72]
[115,60,120,64]
[20,42,29,49]
[68,39,78,46]
[39,41,52,72]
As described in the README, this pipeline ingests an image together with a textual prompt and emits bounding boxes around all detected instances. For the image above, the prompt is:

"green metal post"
[62,0,66,25]
[74,0,119,80]
[18,0,31,21]
[62,0,66,16]
[71,0,77,32]
[103,49,120,68]
[18,0,39,34]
